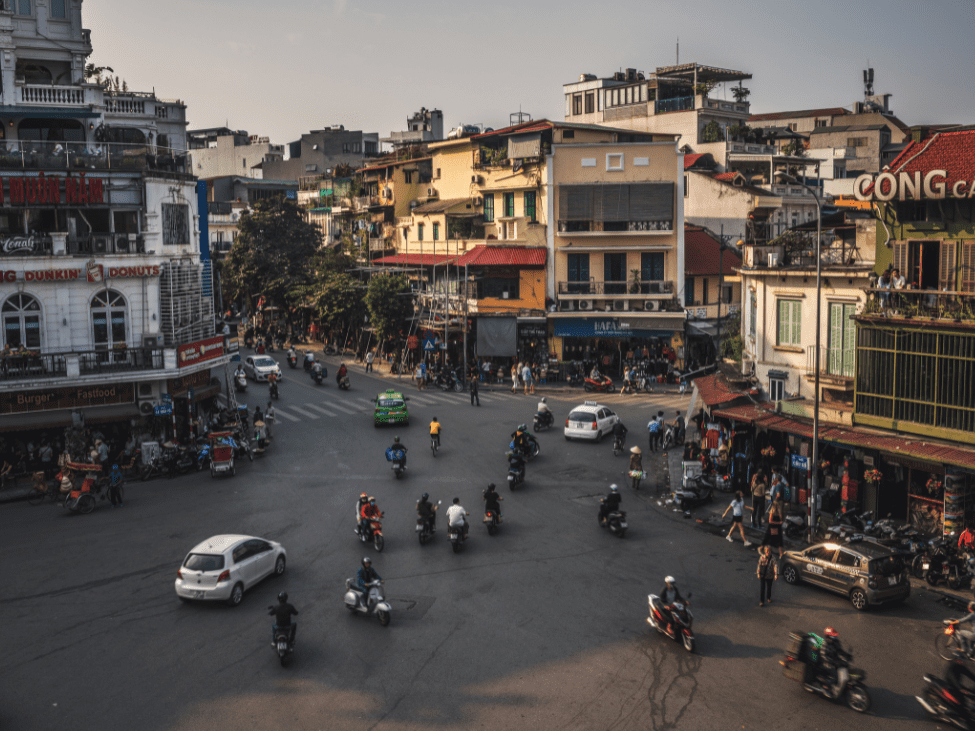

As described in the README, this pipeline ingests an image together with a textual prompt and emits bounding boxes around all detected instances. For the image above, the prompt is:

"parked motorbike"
[673,475,714,511]
[926,546,974,590]
[165,442,196,479]
[387,447,406,479]
[234,372,248,393]
[448,516,470,553]
[647,593,694,653]
[583,374,614,393]
[599,500,627,538]
[913,537,952,580]
[533,410,554,432]
[416,501,440,545]
[780,632,871,713]
[507,452,526,490]
[141,455,164,482]
[268,615,295,666]
[917,672,975,729]
[269,380,280,400]
[662,425,678,451]
[784,511,808,540]
[344,578,391,626]
[356,514,385,552]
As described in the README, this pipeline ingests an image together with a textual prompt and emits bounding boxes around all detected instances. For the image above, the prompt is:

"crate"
[782,659,805,682]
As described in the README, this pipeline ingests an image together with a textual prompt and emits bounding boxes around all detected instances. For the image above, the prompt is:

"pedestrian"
[621,366,631,395]
[522,362,533,395]
[750,469,768,529]
[470,373,480,406]
[420,361,427,390]
[764,501,785,559]
[365,349,375,373]
[629,446,643,490]
[756,545,778,606]
[647,415,660,453]
[722,491,753,546]
[510,363,518,393]
[108,463,124,508]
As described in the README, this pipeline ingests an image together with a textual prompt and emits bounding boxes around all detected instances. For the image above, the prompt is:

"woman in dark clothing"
[763,501,784,558]
[757,545,778,606]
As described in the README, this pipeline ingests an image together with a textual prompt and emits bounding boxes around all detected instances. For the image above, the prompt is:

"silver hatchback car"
[175,534,287,607]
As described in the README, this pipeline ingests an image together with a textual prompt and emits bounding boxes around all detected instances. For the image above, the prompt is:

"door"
[827,549,861,593]
[2,294,42,349]
[604,253,626,294]
[601,408,617,432]
[801,546,834,588]
[641,252,664,294]
[244,539,275,581]
[91,290,127,351]
[567,253,590,294]
[231,541,258,586]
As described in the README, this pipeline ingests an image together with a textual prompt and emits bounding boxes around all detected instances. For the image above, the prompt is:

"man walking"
[647,415,660,453]
[365,349,375,373]
[469,372,480,406]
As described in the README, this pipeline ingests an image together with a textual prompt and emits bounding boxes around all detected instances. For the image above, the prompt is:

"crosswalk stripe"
[353,398,377,408]
[305,403,337,417]
[321,401,358,415]
[287,405,320,420]
[272,407,300,422]
[406,396,438,406]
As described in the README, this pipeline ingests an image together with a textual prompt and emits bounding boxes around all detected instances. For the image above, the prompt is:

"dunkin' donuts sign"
[0,264,161,283]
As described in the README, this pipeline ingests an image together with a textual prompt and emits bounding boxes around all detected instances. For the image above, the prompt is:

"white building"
[0,0,226,436]
[187,128,285,180]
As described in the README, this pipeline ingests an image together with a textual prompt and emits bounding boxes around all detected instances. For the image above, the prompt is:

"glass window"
[183,554,224,571]
[835,550,860,568]
[91,290,127,349]
[604,253,626,294]
[585,93,594,114]
[417,223,424,242]
[702,278,709,306]
[524,191,536,223]
[2,293,42,349]
[432,222,439,241]
[769,377,784,401]
[572,95,582,115]
[503,192,515,218]
[685,277,695,306]
[483,194,494,223]
[777,299,802,346]
[641,252,664,282]
[481,277,519,299]
[749,290,757,337]
[15,0,32,16]
[567,253,589,293]
[50,0,66,18]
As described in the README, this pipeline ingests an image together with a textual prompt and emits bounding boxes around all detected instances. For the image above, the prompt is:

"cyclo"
[62,461,106,514]
[208,432,237,478]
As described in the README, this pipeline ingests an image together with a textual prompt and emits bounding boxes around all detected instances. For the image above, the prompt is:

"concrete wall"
[189,136,283,179]
[262,129,373,181]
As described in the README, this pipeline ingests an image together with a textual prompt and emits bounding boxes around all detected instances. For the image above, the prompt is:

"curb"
[0,486,32,504]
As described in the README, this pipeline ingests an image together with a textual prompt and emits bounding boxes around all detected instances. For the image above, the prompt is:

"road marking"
[305,403,337,417]
[405,396,438,406]
[271,407,300,422]
[321,401,358,415]
[287,405,320,419]
[353,398,378,408]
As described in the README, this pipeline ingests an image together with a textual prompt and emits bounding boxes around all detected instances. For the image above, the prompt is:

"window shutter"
[893,241,907,276]
[628,183,674,221]
[828,303,842,375]
[593,185,628,222]
[791,301,802,346]
[559,185,593,220]
[940,240,957,290]
[961,241,975,294]
[777,301,788,345]
[843,304,856,378]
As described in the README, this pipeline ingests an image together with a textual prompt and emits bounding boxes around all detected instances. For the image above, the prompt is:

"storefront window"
[91,290,127,349]
[2,293,42,349]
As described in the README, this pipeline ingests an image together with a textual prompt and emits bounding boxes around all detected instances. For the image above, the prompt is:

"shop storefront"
[552,316,685,376]
[517,321,548,365]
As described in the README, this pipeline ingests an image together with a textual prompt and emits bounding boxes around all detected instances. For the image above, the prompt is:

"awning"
[477,317,517,356]
[372,253,457,266]
[552,317,682,338]
[0,106,101,119]
[0,402,140,432]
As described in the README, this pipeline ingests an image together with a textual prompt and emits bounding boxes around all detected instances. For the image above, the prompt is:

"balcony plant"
[701,120,722,143]
[731,86,751,103]
[693,80,717,98]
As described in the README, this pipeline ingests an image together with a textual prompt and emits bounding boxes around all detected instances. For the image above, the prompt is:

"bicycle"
[27,485,63,506]
[430,434,440,457]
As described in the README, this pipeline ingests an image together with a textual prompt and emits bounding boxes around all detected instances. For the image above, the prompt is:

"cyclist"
[429,416,442,450]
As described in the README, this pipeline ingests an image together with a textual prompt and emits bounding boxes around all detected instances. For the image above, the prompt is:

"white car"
[564,401,620,442]
[245,355,282,383]
[175,534,287,606]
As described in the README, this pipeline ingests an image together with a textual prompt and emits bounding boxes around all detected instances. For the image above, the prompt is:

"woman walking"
[750,469,768,529]
[722,491,753,546]
[757,545,778,606]
[510,363,519,393]
[629,446,643,490]
[764,501,785,559]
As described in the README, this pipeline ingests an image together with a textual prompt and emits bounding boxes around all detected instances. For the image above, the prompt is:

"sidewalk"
[0,483,32,504]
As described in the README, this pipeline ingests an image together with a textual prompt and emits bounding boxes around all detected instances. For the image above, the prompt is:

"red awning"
[454,245,547,267]
[372,254,457,266]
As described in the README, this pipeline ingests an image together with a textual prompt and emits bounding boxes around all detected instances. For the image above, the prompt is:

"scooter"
[647,593,695,653]
[599,500,627,538]
[416,501,440,545]
[509,434,540,461]
[303,353,315,372]
[386,447,406,479]
[338,374,351,390]
[449,517,470,553]
[269,380,280,400]
[311,368,324,386]
[484,508,502,536]
[673,475,714,511]
[507,452,526,490]
[344,579,391,626]
[613,433,626,457]
[234,372,248,393]
[268,616,295,666]
[533,410,554,432]
[780,633,871,713]
[356,515,385,552]
[287,352,297,369]
[784,511,807,540]
[917,672,975,728]
[583,374,614,393]
[196,443,211,471]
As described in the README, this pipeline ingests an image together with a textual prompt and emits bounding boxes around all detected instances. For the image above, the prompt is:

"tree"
[364,274,413,343]
[223,198,324,314]
[720,311,743,365]
[731,85,751,103]
[701,120,723,143]
[310,272,366,335]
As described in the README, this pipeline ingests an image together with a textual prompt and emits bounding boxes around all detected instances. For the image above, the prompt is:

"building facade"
[262,126,380,183]
[188,127,284,180]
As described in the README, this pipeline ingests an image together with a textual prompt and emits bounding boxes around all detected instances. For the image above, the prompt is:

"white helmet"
[540,397,547,403]
[665,575,676,584]
[610,484,619,492]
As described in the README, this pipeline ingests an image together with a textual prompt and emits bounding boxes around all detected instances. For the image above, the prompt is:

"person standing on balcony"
[877,270,891,309]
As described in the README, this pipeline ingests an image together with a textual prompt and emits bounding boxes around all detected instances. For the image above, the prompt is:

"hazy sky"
[86,0,975,145]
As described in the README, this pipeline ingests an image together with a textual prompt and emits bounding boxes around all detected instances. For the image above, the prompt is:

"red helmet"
[824,627,839,638]
[360,492,368,499]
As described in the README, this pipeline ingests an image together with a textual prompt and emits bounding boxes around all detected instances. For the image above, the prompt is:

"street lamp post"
[774,171,823,539]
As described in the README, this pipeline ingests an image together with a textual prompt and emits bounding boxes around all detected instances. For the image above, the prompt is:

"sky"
[85,0,975,146]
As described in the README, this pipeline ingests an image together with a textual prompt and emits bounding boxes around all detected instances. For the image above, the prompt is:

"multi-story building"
[261,125,380,182]
[683,225,742,367]
[0,0,226,437]
[187,127,284,180]
[381,108,444,150]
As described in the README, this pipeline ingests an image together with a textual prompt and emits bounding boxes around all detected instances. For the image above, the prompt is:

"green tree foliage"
[310,272,366,333]
[364,274,413,342]
[721,311,743,365]
[223,198,324,312]
[701,120,723,143]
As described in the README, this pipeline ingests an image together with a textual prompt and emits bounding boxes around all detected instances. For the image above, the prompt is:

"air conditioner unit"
[578,299,593,311]
[426,187,438,198]
[647,282,661,294]
[644,300,660,312]
[613,300,628,311]
[143,333,164,348]
[742,358,755,375]
[93,236,110,253]
[559,300,576,312]
[502,291,510,300]
[115,235,130,252]
[471,175,483,184]
[768,252,780,267]
[381,187,391,199]
[139,402,154,415]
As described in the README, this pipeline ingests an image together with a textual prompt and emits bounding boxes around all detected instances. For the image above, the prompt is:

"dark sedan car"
[780,540,911,611]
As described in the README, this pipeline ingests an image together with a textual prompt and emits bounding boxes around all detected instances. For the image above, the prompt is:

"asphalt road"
[0,357,960,731]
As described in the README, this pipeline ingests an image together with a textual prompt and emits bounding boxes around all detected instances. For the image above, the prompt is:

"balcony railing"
[704,99,750,114]
[1,232,146,257]
[558,280,675,296]
[0,347,166,383]
[105,97,145,115]
[20,84,86,106]
[655,96,694,114]
[864,287,975,323]
[0,141,189,173]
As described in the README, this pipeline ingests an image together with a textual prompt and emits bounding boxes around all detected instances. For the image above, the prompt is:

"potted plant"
[864,469,883,485]
[731,86,751,103]
[629,269,642,294]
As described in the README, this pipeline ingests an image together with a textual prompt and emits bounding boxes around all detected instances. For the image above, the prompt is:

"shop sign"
[0,264,161,281]
[791,454,809,471]
[177,336,225,367]
[0,172,105,206]
[407,335,418,349]
[0,383,134,415]
[854,170,975,202]
[168,369,210,397]
[0,233,52,255]
[519,325,547,338]
[154,403,173,416]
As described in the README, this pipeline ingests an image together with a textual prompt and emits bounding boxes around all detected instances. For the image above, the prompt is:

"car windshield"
[869,555,904,576]
[568,409,594,422]
[378,398,404,408]
[254,357,276,368]
[183,553,225,572]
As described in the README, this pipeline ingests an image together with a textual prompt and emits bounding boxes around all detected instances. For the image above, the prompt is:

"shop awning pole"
[463,262,468,383]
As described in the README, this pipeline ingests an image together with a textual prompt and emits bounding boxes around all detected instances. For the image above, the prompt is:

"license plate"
[416,524,422,531]
[193,591,206,599]
[620,522,628,528]
[277,642,287,651]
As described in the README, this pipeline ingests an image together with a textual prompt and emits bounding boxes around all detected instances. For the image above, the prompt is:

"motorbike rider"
[511,424,531,456]
[268,370,279,395]
[446,496,469,537]
[355,557,383,610]
[429,416,442,449]
[599,484,622,525]
[267,591,298,644]
[360,497,383,539]
[613,420,628,448]
[590,364,602,381]
[234,363,246,380]
[944,648,975,712]
[947,601,975,656]
[336,363,348,386]
[959,525,975,551]
[355,492,370,536]
[659,576,686,637]
[536,397,552,425]
[483,483,503,523]
[304,350,315,368]
[312,358,324,379]
[287,345,297,363]
[810,627,848,697]
[389,436,407,467]
[416,492,438,532]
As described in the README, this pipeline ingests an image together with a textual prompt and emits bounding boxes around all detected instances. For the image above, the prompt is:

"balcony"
[3,232,147,257]
[727,142,777,154]
[803,344,854,385]
[655,96,694,114]
[704,99,750,114]
[557,220,674,236]
[0,140,190,174]
[863,287,975,324]
[20,84,88,106]
[687,302,739,321]
[0,348,166,386]
[558,280,676,297]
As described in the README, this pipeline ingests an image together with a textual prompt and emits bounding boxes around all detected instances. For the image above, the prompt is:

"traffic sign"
[407,335,418,349]
[161,393,173,405]
[154,404,173,416]
[423,337,437,352]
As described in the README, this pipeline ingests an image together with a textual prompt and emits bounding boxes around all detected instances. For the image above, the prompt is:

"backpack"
[648,420,660,433]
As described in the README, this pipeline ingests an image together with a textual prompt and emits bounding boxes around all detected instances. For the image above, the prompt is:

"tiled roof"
[683,153,705,169]
[713,172,738,181]
[693,372,751,408]
[748,107,849,122]
[358,156,432,173]
[454,245,547,268]
[684,226,742,275]
[372,253,457,266]
[885,129,975,192]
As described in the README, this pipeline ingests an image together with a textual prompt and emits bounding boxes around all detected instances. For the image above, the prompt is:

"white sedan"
[245,355,282,383]
[564,401,620,442]
[175,534,287,606]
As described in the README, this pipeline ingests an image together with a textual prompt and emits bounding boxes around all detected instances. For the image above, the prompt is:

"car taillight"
[177,570,183,579]
[565,419,569,427]
[217,570,230,583]
[591,421,598,430]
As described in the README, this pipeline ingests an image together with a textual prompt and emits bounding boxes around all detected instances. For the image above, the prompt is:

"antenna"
[863,65,874,97]
[676,36,679,65]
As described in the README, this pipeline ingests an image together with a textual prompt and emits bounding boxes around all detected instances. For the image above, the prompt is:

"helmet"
[664,576,675,584]
[968,601,975,614]
[112,464,119,470]
[421,492,429,501]
[487,483,496,491]
[277,592,288,603]
[360,492,368,499]
[362,557,371,566]
[610,484,619,492]
[369,497,376,505]
[393,436,400,443]
[518,423,527,432]
[824,627,839,638]
[541,397,547,403]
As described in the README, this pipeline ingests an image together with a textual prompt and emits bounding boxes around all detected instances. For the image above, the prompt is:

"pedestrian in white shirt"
[722,491,753,546]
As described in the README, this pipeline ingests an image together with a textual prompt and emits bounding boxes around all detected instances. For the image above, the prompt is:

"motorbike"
[613,432,626,457]
[507,452,526,490]
[647,593,695,653]
[141,454,164,481]
[269,380,280,400]
[565,365,584,388]
[416,501,440,545]
[287,352,297,369]
[165,441,196,478]
[533,410,554,432]
[268,616,295,666]
[244,335,254,349]
[780,632,871,713]
[583,374,614,393]
[234,372,248,393]
[917,673,975,730]
[662,425,679,451]
[311,368,325,386]
[448,519,469,553]
[344,579,391,626]
[509,434,540,461]
[673,475,714,511]
[356,514,385,552]
[926,546,974,590]
[484,508,501,536]
[196,443,211,471]
[387,447,406,479]
[784,511,808,540]
[338,374,351,390]
[323,343,337,355]
[435,369,464,392]
[599,500,627,538]
[303,353,315,372]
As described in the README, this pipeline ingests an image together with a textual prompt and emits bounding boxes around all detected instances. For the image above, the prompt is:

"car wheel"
[564,435,571,441]
[782,565,799,585]
[227,582,244,607]
[374,421,380,429]
[850,588,868,611]
[274,555,286,576]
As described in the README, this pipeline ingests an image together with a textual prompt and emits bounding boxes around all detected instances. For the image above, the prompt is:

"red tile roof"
[684,226,742,276]
[713,172,738,181]
[454,245,547,267]
[693,372,751,408]
[884,129,975,193]
[372,253,457,266]
[748,107,849,122]
[683,153,705,169]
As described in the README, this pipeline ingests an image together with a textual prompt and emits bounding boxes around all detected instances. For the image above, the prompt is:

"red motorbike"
[584,374,614,393]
